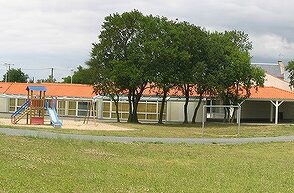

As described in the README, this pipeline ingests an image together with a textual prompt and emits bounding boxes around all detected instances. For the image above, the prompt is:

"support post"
[202,105,205,135]
[270,102,273,123]
[270,100,284,125]
[275,101,278,124]
[237,106,241,135]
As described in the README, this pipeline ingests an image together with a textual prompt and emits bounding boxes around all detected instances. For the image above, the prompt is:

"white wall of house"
[0,97,8,112]
[264,73,292,92]
[167,100,205,122]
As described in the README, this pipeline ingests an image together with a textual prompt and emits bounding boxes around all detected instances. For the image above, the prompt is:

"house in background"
[253,60,292,90]
[209,61,294,123]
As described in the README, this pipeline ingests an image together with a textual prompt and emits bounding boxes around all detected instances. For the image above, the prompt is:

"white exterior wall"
[167,100,205,122]
[96,98,104,119]
[264,73,292,92]
[0,97,8,112]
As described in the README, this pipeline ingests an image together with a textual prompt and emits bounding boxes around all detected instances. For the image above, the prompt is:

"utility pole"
[70,68,74,84]
[50,68,54,82]
[3,63,14,82]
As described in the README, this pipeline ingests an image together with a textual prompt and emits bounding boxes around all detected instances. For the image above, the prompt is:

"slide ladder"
[11,100,31,124]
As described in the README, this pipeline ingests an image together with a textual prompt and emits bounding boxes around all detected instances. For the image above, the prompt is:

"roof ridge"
[7,82,92,87]
[265,86,294,95]
[252,62,278,65]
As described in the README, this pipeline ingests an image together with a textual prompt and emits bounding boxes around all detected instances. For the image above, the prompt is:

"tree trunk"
[127,90,133,123]
[114,99,120,123]
[191,94,203,124]
[158,88,168,124]
[127,84,146,123]
[132,100,139,123]
[229,107,237,123]
[223,107,229,122]
[183,84,189,124]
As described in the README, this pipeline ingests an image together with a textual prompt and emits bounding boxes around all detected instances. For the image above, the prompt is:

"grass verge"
[0,135,293,192]
[1,122,294,138]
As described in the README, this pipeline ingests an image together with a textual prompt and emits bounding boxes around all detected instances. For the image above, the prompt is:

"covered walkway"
[243,86,294,124]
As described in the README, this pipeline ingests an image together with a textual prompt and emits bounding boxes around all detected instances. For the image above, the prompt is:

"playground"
[0,118,131,131]
[6,85,131,131]
[11,86,62,128]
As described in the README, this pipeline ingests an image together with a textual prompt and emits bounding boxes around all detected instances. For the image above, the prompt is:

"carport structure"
[242,86,294,124]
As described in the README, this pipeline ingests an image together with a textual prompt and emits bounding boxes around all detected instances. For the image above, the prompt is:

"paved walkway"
[0,127,294,144]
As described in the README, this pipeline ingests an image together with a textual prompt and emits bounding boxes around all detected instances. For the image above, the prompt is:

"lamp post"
[70,68,74,84]
[3,62,14,82]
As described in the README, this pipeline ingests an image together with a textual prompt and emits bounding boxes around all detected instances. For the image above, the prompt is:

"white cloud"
[251,33,294,62]
[0,0,293,80]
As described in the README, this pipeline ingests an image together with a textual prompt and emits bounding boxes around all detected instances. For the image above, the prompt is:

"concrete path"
[0,127,294,144]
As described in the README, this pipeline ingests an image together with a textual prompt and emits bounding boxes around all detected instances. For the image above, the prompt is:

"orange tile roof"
[249,86,294,100]
[143,84,198,97]
[1,82,294,100]
[0,82,95,98]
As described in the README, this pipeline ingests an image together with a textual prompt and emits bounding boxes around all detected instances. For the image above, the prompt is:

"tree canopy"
[2,68,28,83]
[286,60,294,87]
[62,66,94,84]
[87,10,265,123]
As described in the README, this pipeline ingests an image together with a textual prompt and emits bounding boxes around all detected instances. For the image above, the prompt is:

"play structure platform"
[11,86,62,128]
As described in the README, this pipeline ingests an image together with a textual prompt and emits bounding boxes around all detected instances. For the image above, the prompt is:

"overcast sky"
[0,0,293,81]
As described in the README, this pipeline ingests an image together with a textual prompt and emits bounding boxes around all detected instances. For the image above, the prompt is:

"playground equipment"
[46,97,62,128]
[83,99,97,124]
[11,86,62,128]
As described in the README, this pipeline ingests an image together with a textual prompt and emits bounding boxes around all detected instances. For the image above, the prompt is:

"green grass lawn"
[0,135,293,192]
[1,122,294,138]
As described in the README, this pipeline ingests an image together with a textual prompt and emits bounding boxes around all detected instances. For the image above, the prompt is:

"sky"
[0,0,293,81]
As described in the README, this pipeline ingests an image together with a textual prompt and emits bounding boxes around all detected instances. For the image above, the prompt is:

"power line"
[22,68,48,70]
[3,62,14,82]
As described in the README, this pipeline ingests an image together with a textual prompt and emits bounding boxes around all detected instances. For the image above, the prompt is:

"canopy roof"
[26,86,47,92]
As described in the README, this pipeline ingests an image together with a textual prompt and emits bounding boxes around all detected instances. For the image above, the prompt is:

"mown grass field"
[1,122,294,138]
[0,135,293,192]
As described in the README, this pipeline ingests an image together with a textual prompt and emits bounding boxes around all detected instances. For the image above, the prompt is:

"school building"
[0,61,293,124]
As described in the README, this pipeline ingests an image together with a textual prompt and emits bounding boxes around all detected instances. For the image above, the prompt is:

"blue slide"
[47,107,62,128]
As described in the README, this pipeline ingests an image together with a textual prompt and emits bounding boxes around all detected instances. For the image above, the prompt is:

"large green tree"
[174,22,208,124]
[3,68,28,82]
[285,60,294,87]
[88,10,155,123]
[130,16,190,124]
[62,66,94,84]
[88,11,265,124]
[214,31,265,122]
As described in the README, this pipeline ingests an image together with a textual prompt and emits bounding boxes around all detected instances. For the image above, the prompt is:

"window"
[9,98,16,112]
[68,101,77,116]
[78,102,88,116]
[137,103,146,112]
[57,100,66,116]
[102,100,166,121]
[17,99,25,107]
[146,103,157,113]
[103,102,111,118]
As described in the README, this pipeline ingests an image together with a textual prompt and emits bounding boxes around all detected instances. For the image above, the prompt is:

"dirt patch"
[0,118,133,131]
